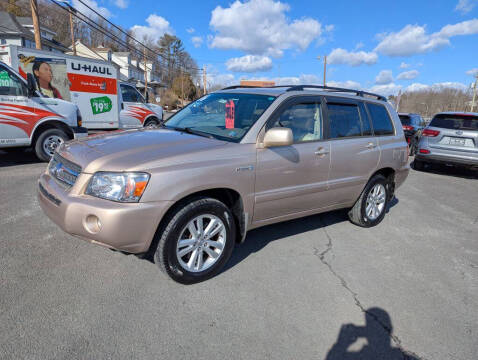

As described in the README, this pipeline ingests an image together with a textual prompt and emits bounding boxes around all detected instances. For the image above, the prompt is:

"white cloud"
[406,82,469,92]
[226,55,273,72]
[327,48,378,66]
[325,24,335,32]
[369,83,402,96]
[355,42,365,50]
[114,0,128,9]
[72,0,112,18]
[466,68,478,76]
[191,36,203,48]
[455,0,476,14]
[397,70,419,80]
[209,0,325,57]
[186,28,195,34]
[327,80,362,89]
[375,19,478,57]
[375,70,393,85]
[399,62,410,69]
[130,14,174,42]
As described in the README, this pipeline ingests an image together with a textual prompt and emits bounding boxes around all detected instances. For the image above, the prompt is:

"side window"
[269,102,322,143]
[0,66,28,96]
[327,103,362,138]
[367,103,395,136]
[121,85,143,103]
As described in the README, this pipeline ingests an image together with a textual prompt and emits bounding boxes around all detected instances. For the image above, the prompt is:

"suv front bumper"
[38,172,173,253]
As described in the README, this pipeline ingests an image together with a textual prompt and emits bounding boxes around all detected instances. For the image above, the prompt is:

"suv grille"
[48,153,81,188]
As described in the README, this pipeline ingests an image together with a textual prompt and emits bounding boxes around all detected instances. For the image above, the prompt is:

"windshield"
[165,93,276,142]
[429,114,478,131]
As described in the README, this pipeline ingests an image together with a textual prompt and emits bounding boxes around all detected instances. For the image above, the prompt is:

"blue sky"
[75,0,478,95]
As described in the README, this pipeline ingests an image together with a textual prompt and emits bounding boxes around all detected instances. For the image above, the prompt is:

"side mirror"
[26,73,37,97]
[263,127,293,148]
[145,92,149,103]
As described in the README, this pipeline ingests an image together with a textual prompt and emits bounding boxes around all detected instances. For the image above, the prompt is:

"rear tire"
[154,197,236,284]
[348,174,390,227]
[144,117,159,128]
[34,128,68,162]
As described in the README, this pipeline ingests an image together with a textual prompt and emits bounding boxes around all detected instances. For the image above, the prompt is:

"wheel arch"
[31,119,74,144]
[369,167,396,199]
[146,187,246,256]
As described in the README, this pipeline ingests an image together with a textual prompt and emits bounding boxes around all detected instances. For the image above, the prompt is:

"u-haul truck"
[0,46,163,158]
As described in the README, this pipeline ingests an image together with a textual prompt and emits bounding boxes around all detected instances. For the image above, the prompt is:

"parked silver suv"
[415,112,478,170]
[38,85,409,283]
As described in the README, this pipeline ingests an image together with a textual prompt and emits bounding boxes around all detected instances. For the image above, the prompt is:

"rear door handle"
[366,142,376,149]
[315,147,329,156]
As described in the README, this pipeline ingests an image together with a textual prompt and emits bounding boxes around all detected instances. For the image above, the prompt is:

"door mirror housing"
[145,91,149,103]
[26,72,37,97]
[263,127,293,147]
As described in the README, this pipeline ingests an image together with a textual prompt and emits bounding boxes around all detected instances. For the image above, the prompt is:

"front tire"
[348,174,390,227]
[154,197,236,284]
[34,128,68,162]
[144,117,159,128]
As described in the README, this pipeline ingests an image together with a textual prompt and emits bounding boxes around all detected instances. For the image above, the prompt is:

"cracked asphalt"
[1,149,477,360]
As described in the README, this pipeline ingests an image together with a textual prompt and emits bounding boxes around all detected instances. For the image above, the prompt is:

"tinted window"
[0,66,28,96]
[367,103,394,135]
[429,114,478,130]
[327,103,362,138]
[359,103,372,136]
[269,102,322,143]
[121,85,143,102]
[399,115,411,126]
[166,93,276,142]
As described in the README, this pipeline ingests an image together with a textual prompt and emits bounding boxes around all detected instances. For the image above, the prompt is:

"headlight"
[86,172,150,202]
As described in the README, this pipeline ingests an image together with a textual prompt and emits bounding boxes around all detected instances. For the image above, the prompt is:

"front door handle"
[315,147,329,156]
[366,142,376,149]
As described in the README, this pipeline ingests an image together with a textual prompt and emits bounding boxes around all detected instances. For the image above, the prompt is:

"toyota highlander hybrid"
[38,85,409,283]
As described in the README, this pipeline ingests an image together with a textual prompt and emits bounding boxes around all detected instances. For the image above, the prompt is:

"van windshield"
[429,114,478,130]
[165,93,276,142]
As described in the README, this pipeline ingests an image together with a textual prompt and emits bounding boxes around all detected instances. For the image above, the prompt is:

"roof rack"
[285,85,387,101]
[220,84,387,101]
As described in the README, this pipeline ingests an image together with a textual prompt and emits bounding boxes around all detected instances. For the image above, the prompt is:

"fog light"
[84,214,102,234]
[419,149,430,154]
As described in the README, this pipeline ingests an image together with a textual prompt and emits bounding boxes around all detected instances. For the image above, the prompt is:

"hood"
[59,128,228,173]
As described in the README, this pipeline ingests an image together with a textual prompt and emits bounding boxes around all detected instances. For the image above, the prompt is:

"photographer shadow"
[326,307,418,360]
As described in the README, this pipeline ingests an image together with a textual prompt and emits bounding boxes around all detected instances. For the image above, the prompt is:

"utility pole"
[68,7,76,56]
[471,75,478,113]
[203,65,207,95]
[30,0,42,50]
[143,47,148,99]
[317,55,327,86]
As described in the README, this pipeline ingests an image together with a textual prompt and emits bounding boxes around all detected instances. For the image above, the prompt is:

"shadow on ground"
[412,158,478,180]
[325,307,420,360]
[225,198,399,273]
[0,149,42,168]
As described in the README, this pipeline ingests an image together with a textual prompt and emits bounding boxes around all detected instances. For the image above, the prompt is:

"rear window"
[367,103,395,136]
[399,115,411,126]
[429,114,478,130]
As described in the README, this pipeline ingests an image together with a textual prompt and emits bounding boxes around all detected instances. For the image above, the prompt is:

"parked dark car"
[398,113,426,155]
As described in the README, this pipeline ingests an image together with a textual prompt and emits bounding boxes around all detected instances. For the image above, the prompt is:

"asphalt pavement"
[0,149,477,360]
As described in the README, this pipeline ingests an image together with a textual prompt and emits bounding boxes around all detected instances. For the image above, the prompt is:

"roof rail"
[220,84,387,101]
[285,85,387,101]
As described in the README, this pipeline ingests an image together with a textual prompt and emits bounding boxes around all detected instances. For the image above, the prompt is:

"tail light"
[422,129,440,137]
[402,125,414,131]
[419,149,430,154]
[76,108,82,127]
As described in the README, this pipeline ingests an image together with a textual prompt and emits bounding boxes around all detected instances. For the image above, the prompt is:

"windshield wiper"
[165,126,214,139]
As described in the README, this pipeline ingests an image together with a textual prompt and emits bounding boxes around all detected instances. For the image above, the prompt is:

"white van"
[0,45,163,130]
[0,60,87,161]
